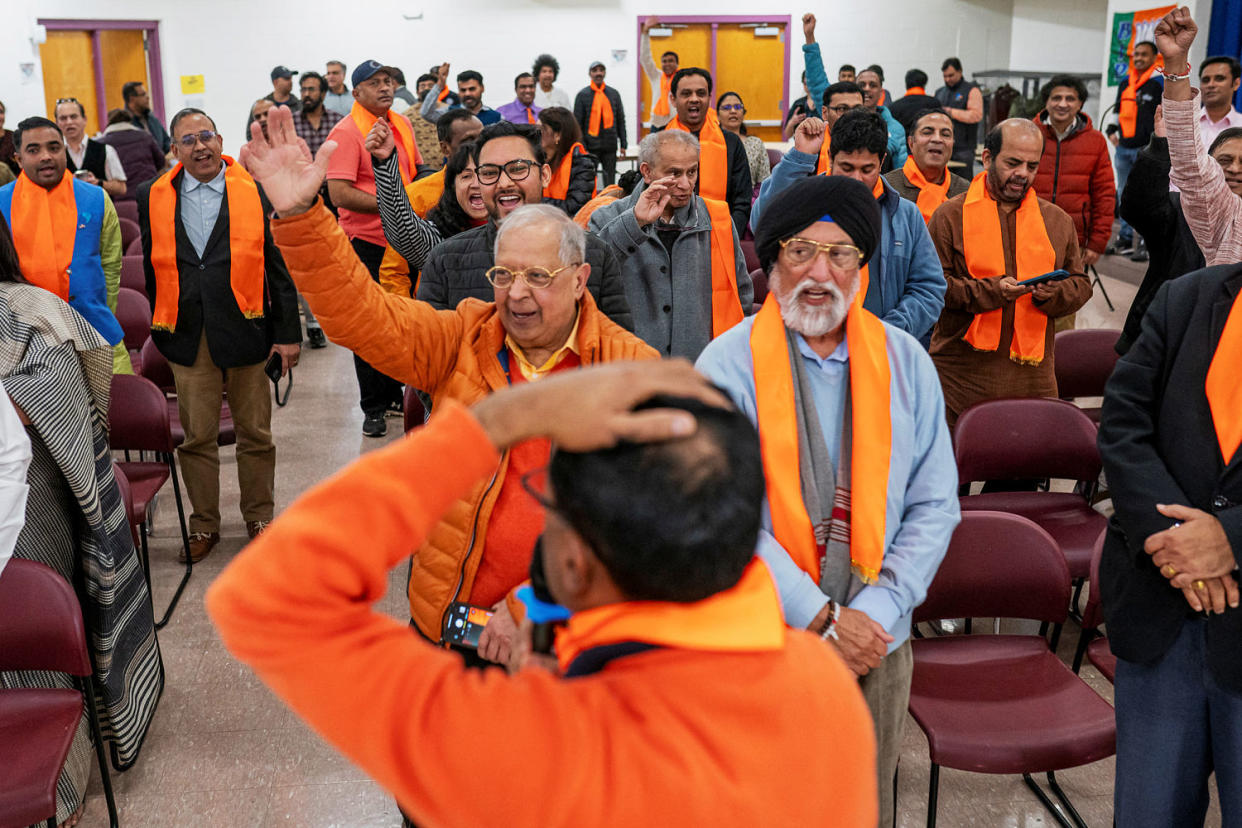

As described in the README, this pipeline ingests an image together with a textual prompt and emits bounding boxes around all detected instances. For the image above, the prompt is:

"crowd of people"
[0,4,1240,827]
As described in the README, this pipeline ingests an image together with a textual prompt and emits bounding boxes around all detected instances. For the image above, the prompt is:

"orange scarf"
[703,197,744,336]
[1206,300,1242,465]
[902,156,951,223]
[668,108,728,201]
[544,144,597,201]
[588,82,615,137]
[1119,61,1159,139]
[9,172,77,299]
[554,559,784,672]
[351,102,420,184]
[148,157,266,331]
[961,172,1055,364]
[653,72,673,118]
[906,86,926,96]
[750,290,891,585]
[816,134,832,175]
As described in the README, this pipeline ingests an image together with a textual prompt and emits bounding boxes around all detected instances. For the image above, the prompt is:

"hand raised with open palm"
[239,105,336,217]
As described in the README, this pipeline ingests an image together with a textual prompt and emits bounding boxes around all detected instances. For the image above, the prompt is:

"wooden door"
[40,31,99,134]
[99,30,149,118]
[640,24,712,132]
[715,23,788,143]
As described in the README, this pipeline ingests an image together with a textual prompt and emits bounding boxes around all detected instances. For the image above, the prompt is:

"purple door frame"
[635,15,792,132]
[37,18,165,128]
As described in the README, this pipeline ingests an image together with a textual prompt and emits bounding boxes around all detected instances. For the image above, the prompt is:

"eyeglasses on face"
[779,237,863,269]
[827,104,860,115]
[476,159,538,185]
[520,466,556,510]
[719,103,744,112]
[176,130,219,148]
[485,263,579,289]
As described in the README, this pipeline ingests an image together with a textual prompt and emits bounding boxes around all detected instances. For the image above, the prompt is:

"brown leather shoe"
[246,520,270,540]
[180,531,219,563]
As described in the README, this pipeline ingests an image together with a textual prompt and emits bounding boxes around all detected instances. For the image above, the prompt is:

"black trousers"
[350,238,405,416]
[596,151,617,186]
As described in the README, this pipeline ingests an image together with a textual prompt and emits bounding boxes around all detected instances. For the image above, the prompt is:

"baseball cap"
[271,65,298,81]
[352,60,397,87]
[589,61,606,70]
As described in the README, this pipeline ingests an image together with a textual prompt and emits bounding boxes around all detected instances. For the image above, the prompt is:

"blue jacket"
[751,149,946,340]
[0,177,123,345]
[802,43,907,167]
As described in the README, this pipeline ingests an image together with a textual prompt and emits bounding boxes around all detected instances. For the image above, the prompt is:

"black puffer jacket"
[544,148,599,218]
[416,220,634,331]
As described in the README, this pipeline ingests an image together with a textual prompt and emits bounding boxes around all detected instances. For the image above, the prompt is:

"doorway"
[637,15,791,143]
[38,19,165,136]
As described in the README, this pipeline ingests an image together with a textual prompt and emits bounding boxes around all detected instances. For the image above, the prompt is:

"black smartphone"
[1016,269,1071,287]
[264,351,283,383]
[442,602,493,648]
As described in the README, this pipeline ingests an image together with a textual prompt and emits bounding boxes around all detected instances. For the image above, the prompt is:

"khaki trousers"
[169,331,274,533]
[858,639,913,828]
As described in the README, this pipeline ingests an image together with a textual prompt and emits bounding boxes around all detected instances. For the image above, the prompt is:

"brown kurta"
[928,191,1090,426]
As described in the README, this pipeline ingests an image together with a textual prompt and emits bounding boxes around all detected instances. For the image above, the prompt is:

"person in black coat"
[573,63,627,187]
[1097,260,1242,826]
[136,108,300,561]
[538,106,597,217]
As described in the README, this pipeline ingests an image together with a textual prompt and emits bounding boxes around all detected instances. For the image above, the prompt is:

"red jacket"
[1032,113,1116,256]
[207,400,878,827]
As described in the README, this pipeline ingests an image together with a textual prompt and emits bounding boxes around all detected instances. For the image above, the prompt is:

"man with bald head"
[927,118,1091,426]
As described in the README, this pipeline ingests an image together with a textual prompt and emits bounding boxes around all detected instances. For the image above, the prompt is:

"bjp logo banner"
[1108,5,1175,86]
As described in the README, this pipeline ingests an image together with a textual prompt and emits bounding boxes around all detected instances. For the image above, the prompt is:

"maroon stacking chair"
[112,198,139,226]
[1053,329,1122,423]
[740,238,760,274]
[954,398,1107,584]
[108,372,192,628]
[124,236,143,257]
[0,559,118,828]
[766,147,784,170]
[403,385,427,434]
[1071,529,1117,682]
[908,511,1116,828]
[117,217,141,254]
[138,337,236,448]
[112,462,142,551]
[749,267,768,308]
[120,255,147,300]
[115,287,151,372]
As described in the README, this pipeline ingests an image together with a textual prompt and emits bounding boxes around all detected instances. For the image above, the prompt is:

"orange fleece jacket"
[206,401,877,828]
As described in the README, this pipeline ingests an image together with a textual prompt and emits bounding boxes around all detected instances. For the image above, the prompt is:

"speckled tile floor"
[73,258,1223,826]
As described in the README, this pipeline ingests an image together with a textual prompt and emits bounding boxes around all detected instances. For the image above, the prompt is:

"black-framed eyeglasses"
[521,466,556,510]
[476,159,537,185]
[779,237,863,269]
[827,104,861,115]
[484,263,579,289]
[176,130,218,148]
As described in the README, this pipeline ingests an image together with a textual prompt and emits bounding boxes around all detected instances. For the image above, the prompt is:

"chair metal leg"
[153,452,193,630]
[927,763,939,828]
[1071,629,1093,673]
[1046,771,1089,828]
[1090,264,1115,312]
[81,677,120,828]
[138,523,152,593]
[963,618,972,635]
[1022,773,1075,828]
[1049,622,1064,653]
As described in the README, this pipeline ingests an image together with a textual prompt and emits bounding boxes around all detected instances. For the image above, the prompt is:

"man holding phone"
[137,108,301,562]
[927,118,1091,427]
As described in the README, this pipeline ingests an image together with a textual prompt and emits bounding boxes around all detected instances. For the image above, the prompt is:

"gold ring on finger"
[1163,564,1177,578]
[1193,579,1207,591]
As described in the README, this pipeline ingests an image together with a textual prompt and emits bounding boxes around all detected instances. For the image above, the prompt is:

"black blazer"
[136,168,301,368]
[1098,263,1242,692]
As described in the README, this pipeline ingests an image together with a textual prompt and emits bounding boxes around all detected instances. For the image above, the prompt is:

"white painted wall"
[0,0,1111,152]
[1010,0,1109,73]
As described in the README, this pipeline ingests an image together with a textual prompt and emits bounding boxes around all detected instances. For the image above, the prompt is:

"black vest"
[67,139,108,181]
[935,80,980,161]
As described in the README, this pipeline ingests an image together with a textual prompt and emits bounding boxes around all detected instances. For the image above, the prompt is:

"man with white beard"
[696,174,959,828]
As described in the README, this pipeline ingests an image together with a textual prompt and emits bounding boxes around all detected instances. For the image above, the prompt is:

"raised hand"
[802,13,817,44]
[437,62,450,86]
[793,116,827,156]
[239,106,335,217]
[1154,104,1166,138]
[365,118,395,160]
[1154,6,1196,65]
[633,176,675,225]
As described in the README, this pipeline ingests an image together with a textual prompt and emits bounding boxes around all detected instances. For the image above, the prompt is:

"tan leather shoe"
[180,531,219,563]
[246,520,270,540]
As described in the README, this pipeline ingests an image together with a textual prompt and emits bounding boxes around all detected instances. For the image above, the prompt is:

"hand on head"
[239,105,336,217]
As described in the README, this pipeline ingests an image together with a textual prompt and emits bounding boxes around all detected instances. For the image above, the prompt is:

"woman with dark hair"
[539,106,597,216]
[373,139,488,296]
[716,91,771,185]
[0,218,162,826]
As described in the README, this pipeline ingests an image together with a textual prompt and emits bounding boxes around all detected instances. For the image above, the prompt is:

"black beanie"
[754,176,883,271]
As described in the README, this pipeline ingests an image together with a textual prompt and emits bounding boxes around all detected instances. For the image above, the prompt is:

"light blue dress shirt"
[180,163,227,258]
[696,314,960,652]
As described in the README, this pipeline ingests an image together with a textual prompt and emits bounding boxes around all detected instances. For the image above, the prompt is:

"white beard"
[770,266,859,338]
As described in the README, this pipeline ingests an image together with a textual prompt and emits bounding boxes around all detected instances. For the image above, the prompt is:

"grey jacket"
[417,220,635,332]
[589,185,753,359]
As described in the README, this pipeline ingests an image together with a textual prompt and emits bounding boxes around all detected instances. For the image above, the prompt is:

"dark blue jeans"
[1115,617,1242,827]
[1114,145,1140,245]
